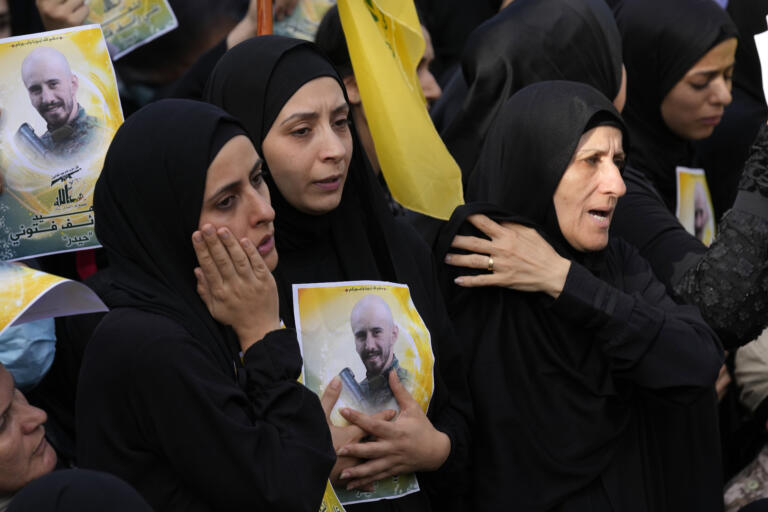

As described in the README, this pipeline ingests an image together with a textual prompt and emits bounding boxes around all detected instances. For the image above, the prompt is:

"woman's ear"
[343,75,361,105]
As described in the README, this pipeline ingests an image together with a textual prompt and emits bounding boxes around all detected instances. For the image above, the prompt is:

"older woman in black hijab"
[436,0,625,183]
[439,81,723,511]
[76,99,335,510]
[204,36,471,511]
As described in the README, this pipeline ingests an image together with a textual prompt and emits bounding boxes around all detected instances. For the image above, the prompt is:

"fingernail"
[219,229,230,239]
[454,277,464,285]
[337,447,348,456]
[444,254,452,263]
[192,232,202,243]
[330,377,341,390]
[340,407,350,416]
[340,471,350,480]
[241,238,252,249]
[203,226,214,236]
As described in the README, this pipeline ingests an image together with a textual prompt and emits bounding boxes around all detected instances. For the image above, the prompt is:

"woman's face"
[198,135,278,271]
[262,76,353,215]
[660,38,737,140]
[553,125,626,252]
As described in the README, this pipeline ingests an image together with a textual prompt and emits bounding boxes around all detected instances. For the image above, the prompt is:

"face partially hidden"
[21,48,79,130]
[199,135,278,271]
[553,125,626,253]
[0,365,56,493]
[350,296,399,377]
[262,77,353,216]
[660,38,737,140]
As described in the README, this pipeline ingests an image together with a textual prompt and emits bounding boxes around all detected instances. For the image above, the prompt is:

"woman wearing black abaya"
[76,99,335,511]
[436,0,625,183]
[204,36,472,511]
[438,81,723,511]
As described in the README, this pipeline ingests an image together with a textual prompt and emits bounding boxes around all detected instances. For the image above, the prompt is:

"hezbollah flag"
[338,0,463,220]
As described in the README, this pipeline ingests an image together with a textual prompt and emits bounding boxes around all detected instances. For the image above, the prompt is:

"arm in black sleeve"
[135,328,335,510]
[673,123,768,348]
[550,241,723,392]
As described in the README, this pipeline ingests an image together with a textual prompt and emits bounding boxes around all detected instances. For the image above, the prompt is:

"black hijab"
[437,82,634,509]
[93,99,246,374]
[204,36,418,322]
[614,0,738,211]
[439,0,623,184]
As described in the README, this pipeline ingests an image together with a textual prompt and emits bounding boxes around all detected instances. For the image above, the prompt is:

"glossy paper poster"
[0,261,107,336]
[676,166,715,246]
[274,0,336,41]
[0,25,123,261]
[293,281,434,505]
[85,0,178,59]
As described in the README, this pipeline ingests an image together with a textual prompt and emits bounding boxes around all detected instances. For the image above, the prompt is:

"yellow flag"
[338,0,464,220]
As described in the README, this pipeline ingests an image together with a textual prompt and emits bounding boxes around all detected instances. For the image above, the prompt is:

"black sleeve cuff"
[242,329,303,387]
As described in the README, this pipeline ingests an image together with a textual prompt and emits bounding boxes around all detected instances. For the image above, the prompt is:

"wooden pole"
[257,0,273,35]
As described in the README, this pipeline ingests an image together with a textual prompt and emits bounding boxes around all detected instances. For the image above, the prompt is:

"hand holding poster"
[293,281,434,505]
[85,0,178,59]
[0,25,122,261]
[0,261,107,336]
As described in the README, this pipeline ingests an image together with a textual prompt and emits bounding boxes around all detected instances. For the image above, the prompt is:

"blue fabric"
[0,319,56,390]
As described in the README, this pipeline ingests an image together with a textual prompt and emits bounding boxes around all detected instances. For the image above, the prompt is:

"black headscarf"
[93,99,246,374]
[728,0,768,103]
[614,0,738,211]
[437,82,636,509]
[204,36,412,320]
[439,0,623,184]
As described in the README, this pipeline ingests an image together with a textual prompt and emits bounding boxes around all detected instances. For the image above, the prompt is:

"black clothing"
[7,469,152,512]
[439,0,622,183]
[77,99,334,511]
[204,36,473,511]
[614,0,739,212]
[438,81,723,510]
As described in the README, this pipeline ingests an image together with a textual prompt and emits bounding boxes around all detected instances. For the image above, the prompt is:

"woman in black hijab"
[76,99,335,511]
[436,0,624,183]
[438,81,723,511]
[204,36,471,511]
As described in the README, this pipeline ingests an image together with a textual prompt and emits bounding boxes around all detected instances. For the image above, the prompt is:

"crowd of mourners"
[1,0,768,510]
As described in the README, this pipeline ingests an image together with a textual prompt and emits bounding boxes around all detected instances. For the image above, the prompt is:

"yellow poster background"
[0,263,64,331]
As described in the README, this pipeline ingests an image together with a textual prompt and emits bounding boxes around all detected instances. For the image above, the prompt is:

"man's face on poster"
[351,296,399,376]
[21,48,78,130]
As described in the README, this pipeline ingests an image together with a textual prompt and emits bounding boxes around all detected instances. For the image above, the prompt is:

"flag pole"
[257,0,273,35]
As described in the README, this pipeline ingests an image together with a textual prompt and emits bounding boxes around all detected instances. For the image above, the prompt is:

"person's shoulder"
[91,308,195,355]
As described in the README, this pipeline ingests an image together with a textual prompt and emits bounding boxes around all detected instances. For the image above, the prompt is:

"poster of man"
[676,166,716,246]
[293,280,434,505]
[0,25,123,261]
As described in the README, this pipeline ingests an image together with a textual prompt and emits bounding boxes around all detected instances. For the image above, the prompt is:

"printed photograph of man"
[340,294,410,410]
[16,46,102,162]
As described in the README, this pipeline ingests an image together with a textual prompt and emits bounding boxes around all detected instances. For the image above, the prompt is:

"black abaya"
[76,99,335,511]
[438,81,723,511]
[204,36,473,512]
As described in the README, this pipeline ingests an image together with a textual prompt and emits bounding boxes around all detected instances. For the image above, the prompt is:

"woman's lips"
[313,175,343,191]
[257,234,275,256]
[588,208,613,228]
[700,115,722,126]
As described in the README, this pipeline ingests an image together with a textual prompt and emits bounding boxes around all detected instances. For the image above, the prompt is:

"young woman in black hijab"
[204,36,471,511]
[436,0,625,183]
[76,99,335,511]
[438,81,723,511]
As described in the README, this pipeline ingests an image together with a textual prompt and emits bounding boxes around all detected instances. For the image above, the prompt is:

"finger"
[240,237,269,276]
[389,371,418,410]
[192,230,224,287]
[370,409,397,422]
[444,252,493,270]
[449,234,493,254]
[340,457,398,484]
[320,377,342,420]
[467,213,505,238]
[217,228,252,277]
[340,407,396,439]
[453,273,509,288]
[72,2,89,24]
[193,267,212,307]
[200,224,237,280]
[338,439,390,460]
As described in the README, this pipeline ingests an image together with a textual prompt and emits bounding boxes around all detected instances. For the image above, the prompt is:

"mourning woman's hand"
[36,0,89,31]
[192,224,280,351]
[444,214,571,299]
[336,371,451,490]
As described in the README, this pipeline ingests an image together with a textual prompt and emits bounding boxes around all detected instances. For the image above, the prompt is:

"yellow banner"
[338,0,463,220]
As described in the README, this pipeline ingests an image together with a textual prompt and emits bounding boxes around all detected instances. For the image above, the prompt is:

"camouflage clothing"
[39,105,102,161]
[359,356,410,409]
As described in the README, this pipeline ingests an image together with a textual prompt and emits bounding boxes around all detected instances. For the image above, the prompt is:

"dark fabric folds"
[439,0,622,182]
[614,0,739,211]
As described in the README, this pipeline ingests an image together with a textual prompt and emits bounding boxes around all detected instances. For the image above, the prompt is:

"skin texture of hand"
[226,0,260,49]
[336,371,451,490]
[320,377,395,490]
[192,224,280,351]
[36,0,89,31]
[274,0,300,21]
[444,214,572,299]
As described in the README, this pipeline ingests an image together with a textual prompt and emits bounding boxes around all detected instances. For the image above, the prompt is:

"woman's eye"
[690,81,710,91]
[250,171,264,188]
[584,155,600,166]
[334,117,351,129]
[217,196,235,210]
[614,157,626,170]
[291,127,310,137]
